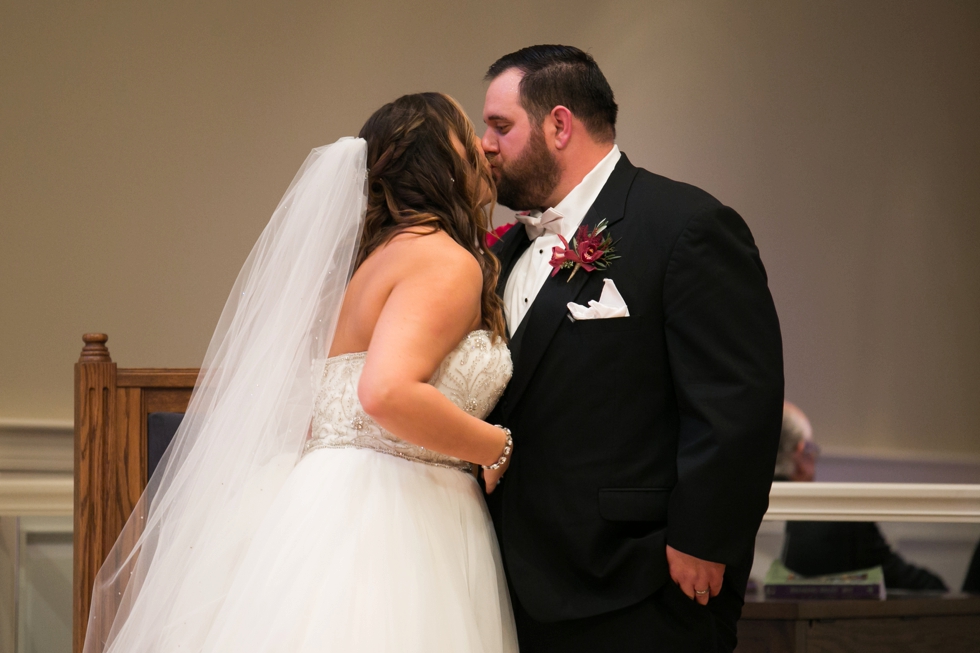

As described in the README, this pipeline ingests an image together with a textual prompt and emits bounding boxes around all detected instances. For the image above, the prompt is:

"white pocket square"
[567,278,630,321]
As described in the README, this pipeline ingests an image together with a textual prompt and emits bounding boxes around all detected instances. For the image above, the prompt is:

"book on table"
[763,559,886,600]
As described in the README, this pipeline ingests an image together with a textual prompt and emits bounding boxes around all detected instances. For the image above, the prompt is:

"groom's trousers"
[509,581,742,653]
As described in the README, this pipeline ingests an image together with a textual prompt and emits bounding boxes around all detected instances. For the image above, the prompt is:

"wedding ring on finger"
[694,589,709,596]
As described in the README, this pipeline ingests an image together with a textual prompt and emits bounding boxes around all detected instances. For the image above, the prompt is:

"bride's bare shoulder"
[379,230,481,288]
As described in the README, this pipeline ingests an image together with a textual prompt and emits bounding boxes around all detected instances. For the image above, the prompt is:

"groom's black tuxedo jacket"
[487,153,783,623]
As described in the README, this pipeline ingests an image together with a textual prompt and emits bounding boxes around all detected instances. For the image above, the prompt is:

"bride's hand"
[482,441,512,494]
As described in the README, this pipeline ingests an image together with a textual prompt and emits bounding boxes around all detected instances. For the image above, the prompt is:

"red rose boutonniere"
[548,219,619,281]
[485,222,515,247]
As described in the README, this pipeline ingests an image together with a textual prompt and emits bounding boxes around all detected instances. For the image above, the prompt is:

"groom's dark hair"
[486,45,617,142]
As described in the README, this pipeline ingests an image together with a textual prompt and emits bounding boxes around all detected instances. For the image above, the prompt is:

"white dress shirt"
[503,145,621,336]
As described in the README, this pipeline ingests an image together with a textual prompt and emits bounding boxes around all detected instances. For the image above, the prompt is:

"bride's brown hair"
[357,92,507,341]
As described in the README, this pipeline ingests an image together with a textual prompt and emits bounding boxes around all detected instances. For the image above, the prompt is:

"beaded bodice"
[305,331,512,471]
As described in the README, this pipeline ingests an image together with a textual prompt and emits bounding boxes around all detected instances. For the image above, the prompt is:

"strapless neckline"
[325,329,493,364]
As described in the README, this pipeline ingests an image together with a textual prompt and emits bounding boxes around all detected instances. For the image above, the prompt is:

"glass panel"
[1,517,17,653]
[751,519,980,596]
[876,521,980,592]
[15,516,72,653]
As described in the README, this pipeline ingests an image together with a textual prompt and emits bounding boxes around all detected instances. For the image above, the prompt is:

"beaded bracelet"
[482,426,513,471]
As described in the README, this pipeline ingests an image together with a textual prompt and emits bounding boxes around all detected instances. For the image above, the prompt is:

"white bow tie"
[515,208,564,240]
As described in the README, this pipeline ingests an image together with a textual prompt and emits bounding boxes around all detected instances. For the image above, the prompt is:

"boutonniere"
[485,222,516,247]
[548,219,619,281]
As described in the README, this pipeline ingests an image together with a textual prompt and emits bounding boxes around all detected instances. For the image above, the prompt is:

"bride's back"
[328,229,483,358]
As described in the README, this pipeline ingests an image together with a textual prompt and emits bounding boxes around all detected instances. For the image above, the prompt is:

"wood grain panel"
[737,596,980,653]
[74,337,198,653]
[73,358,116,653]
[106,387,142,553]
[142,388,193,415]
[735,619,801,653]
[806,615,980,653]
[116,369,199,388]
[741,596,980,620]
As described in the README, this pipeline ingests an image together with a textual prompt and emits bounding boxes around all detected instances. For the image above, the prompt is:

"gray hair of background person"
[774,401,813,479]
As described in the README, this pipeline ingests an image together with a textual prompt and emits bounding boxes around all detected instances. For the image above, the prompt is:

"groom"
[482,45,784,652]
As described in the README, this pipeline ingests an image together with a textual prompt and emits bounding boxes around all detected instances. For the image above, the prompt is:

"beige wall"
[2,1,978,457]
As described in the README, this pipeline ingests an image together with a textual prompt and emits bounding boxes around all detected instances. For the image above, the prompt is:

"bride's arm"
[356,235,509,467]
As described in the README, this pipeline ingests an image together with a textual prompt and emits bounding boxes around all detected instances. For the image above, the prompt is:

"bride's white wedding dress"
[197,330,518,652]
[84,141,516,653]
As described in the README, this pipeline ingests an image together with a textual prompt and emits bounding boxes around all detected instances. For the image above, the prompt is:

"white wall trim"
[5,476,979,523]
[4,422,980,523]
[0,478,978,522]
[765,482,980,522]
[0,474,73,517]
[0,421,73,474]
[0,418,73,432]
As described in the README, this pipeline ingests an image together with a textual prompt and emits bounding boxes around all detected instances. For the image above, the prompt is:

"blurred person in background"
[777,401,948,592]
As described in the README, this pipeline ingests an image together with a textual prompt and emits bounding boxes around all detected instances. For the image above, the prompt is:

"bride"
[84,93,519,652]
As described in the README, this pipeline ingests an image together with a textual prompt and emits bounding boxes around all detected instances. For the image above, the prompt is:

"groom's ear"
[549,106,574,151]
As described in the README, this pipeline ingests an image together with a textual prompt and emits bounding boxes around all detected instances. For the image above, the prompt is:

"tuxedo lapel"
[503,155,640,414]
[503,259,591,409]
[494,223,532,297]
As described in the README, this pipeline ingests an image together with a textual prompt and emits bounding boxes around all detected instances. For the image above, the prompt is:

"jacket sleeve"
[662,204,784,566]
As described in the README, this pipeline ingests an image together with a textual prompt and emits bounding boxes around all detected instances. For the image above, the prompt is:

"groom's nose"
[481,129,498,156]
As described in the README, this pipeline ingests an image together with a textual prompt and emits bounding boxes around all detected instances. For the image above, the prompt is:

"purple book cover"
[764,583,884,600]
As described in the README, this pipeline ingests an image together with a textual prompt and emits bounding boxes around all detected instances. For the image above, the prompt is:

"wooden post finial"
[79,333,112,363]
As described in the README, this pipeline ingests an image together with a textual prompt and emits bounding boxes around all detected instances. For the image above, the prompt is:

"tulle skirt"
[195,447,517,652]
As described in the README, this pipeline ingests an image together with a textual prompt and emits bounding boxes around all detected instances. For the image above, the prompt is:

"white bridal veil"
[83,138,368,653]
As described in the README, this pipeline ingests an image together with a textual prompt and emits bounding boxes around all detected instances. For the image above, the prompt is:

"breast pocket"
[597,488,670,522]
[571,314,649,339]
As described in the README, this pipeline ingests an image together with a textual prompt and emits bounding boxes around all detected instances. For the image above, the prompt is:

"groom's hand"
[666,544,725,606]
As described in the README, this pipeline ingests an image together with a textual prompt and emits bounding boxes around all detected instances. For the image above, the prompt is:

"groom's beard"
[493,127,561,211]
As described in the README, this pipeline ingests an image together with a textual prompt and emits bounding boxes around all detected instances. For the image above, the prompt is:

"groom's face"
[482,68,561,211]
